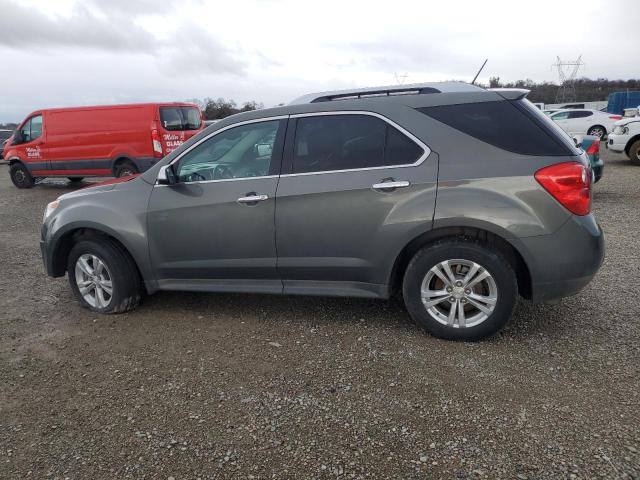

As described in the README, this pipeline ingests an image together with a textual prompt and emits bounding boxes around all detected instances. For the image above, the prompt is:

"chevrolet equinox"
[40,82,604,340]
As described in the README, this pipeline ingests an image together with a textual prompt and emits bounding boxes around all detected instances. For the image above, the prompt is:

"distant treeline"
[0,123,18,130]
[197,98,263,120]
[486,77,640,104]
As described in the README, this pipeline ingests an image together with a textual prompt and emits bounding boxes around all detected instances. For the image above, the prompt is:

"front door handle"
[372,180,410,192]
[237,194,269,204]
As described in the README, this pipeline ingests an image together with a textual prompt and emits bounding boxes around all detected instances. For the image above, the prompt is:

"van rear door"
[158,106,203,155]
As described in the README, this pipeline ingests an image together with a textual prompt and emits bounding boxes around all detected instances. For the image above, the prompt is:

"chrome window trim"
[156,175,279,187]
[155,110,432,184]
[155,115,288,186]
[283,110,430,177]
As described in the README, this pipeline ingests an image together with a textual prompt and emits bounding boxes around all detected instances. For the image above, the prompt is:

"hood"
[58,174,140,201]
[615,117,640,127]
[87,173,140,188]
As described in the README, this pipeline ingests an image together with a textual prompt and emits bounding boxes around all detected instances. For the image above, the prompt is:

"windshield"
[159,106,202,131]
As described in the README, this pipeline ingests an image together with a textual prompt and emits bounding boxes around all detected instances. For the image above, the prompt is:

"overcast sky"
[1,0,638,122]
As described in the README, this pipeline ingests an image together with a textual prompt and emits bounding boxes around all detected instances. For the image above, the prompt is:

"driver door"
[147,117,287,293]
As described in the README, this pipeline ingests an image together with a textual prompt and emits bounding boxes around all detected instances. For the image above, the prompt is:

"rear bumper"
[516,214,604,302]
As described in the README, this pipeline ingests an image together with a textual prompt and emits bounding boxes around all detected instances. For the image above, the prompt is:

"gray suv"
[40,82,604,340]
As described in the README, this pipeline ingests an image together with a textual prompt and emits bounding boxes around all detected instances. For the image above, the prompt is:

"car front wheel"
[67,238,142,313]
[402,239,517,340]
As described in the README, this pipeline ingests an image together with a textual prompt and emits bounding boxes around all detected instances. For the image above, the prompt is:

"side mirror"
[255,143,273,157]
[157,164,178,185]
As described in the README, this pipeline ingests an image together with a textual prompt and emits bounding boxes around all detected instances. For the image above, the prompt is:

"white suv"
[608,116,640,165]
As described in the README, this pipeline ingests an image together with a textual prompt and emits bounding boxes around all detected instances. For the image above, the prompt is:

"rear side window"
[292,114,424,173]
[160,107,202,131]
[418,101,573,156]
[569,111,592,119]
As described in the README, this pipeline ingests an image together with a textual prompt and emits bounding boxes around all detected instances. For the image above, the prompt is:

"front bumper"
[515,214,604,302]
[607,133,628,153]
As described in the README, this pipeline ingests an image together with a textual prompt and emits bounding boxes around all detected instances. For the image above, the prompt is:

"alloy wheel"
[420,259,498,328]
[74,254,113,308]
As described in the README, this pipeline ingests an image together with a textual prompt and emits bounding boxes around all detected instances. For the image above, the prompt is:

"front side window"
[160,107,202,131]
[175,120,281,182]
[292,114,423,174]
[19,115,43,143]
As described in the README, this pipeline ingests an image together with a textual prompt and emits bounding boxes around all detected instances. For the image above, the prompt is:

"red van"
[4,102,204,188]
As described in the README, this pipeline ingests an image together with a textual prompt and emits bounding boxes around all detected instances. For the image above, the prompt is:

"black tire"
[67,238,142,314]
[628,140,640,165]
[587,125,606,139]
[68,177,84,182]
[9,163,35,189]
[402,238,517,341]
[114,160,138,178]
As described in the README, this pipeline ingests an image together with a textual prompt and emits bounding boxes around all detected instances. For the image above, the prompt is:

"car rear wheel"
[587,125,606,139]
[9,163,35,189]
[114,160,138,178]
[67,238,142,314]
[628,140,640,165]
[402,239,517,340]
[68,177,84,182]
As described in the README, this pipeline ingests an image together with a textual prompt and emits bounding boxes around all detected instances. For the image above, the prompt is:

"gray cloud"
[0,1,157,52]
[0,0,245,76]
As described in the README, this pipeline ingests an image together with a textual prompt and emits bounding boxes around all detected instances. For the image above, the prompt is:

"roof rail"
[289,81,484,105]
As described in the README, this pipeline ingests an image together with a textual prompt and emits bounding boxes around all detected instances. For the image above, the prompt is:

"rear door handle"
[372,180,410,191]
[237,194,269,204]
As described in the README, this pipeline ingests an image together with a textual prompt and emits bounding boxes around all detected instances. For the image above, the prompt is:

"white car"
[607,117,640,165]
[548,109,622,139]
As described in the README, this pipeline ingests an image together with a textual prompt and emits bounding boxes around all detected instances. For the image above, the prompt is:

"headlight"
[613,125,629,135]
[43,200,59,222]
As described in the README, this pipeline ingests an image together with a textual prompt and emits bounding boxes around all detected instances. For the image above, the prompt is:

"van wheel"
[115,161,138,178]
[628,140,640,165]
[402,239,517,341]
[67,238,142,314]
[68,177,84,182]
[9,163,35,189]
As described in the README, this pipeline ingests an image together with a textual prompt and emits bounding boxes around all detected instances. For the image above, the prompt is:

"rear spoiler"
[488,88,530,100]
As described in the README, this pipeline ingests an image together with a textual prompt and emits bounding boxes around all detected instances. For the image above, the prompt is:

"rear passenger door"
[275,112,438,296]
[568,110,593,133]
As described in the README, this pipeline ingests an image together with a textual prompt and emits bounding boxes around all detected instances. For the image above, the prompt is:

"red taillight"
[586,139,600,155]
[151,129,163,158]
[609,115,622,120]
[535,162,591,216]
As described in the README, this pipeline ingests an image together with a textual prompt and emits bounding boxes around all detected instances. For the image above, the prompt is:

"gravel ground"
[0,148,639,479]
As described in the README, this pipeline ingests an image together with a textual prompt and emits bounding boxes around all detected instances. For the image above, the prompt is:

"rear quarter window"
[418,100,575,156]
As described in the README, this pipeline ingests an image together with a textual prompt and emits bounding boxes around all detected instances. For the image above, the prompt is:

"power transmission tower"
[552,55,584,103]
[394,72,408,85]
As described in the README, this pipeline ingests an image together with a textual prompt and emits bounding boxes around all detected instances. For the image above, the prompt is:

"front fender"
[43,178,157,291]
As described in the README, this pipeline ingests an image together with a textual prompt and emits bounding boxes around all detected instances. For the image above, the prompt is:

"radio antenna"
[471,59,488,85]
